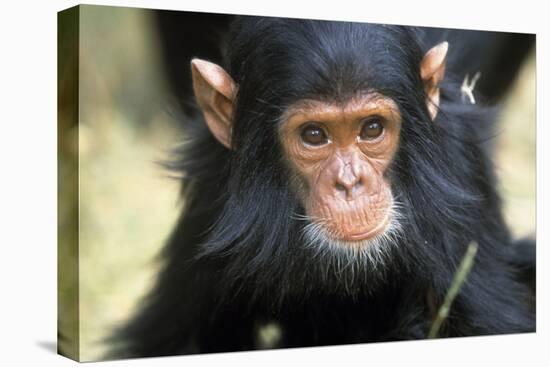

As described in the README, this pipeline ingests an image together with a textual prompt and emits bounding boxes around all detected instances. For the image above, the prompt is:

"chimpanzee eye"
[359,117,384,140]
[301,124,328,146]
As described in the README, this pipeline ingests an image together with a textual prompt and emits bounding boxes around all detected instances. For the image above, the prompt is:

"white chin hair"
[296,202,404,272]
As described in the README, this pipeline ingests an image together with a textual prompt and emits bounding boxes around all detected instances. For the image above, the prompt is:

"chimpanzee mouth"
[294,201,403,260]
[336,209,393,242]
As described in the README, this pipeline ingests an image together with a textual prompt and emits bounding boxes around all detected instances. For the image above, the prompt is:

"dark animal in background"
[111,14,535,358]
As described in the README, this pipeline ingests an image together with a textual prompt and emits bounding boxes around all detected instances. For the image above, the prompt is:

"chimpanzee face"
[190,41,447,252]
[278,93,401,245]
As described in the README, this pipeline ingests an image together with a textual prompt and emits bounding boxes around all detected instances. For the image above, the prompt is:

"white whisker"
[294,200,404,282]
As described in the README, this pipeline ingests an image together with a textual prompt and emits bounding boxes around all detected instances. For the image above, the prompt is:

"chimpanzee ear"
[191,59,238,149]
[420,41,448,121]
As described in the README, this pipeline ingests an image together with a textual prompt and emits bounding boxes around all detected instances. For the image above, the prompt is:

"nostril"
[335,183,347,192]
[335,174,364,189]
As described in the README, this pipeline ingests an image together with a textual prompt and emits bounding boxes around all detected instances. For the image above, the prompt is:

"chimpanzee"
[110,15,535,358]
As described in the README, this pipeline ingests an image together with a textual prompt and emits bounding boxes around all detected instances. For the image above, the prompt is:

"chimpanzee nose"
[334,162,364,200]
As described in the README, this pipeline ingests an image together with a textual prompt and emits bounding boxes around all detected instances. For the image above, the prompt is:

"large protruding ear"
[420,42,448,121]
[191,59,238,149]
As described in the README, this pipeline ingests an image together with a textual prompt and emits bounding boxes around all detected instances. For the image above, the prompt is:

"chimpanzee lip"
[336,209,392,242]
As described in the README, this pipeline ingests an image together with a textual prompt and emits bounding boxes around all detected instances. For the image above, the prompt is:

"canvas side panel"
[57,5,80,362]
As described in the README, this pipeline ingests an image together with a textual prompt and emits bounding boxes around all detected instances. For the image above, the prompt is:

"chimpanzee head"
[188,18,480,302]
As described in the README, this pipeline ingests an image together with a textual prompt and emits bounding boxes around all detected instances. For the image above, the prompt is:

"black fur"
[110,16,535,358]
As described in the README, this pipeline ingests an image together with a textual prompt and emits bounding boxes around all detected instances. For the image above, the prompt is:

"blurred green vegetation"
[57,5,536,362]
[73,6,183,361]
[58,6,80,360]
[496,48,536,239]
